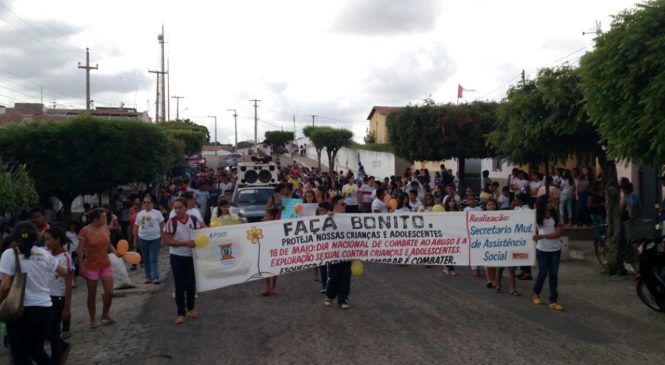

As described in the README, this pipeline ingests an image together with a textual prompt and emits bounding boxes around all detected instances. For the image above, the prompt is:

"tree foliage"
[0,160,39,214]
[579,0,665,167]
[264,130,294,146]
[487,66,601,166]
[303,125,324,169]
[306,126,354,174]
[0,116,177,220]
[387,101,497,191]
[160,119,208,155]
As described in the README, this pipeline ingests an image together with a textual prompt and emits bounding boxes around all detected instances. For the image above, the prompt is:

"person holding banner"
[532,196,564,311]
[262,207,280,296]
[325,196,353,309]
[164,197,207,324]
[316,202,332,293]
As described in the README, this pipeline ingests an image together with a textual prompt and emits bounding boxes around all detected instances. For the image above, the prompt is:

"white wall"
[296,137,400,179]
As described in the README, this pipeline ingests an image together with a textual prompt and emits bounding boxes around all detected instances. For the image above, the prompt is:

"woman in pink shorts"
[78,208,120,328]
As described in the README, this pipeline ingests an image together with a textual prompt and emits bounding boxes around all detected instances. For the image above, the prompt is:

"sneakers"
[549,303,565,311]
[320,289,327,294]
[175,316,185,325]
[532,294,542,305]
[152,279,161,285]
[340,303,351,310]
[144,279,152,284]
[324,299,332,307]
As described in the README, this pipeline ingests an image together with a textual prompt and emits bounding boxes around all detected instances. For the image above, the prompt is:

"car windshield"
[235,189,274,205]
[228,154,241,159]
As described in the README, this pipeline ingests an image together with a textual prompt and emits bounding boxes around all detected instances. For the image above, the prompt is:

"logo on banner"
[218,243,237,268]
[512,252,529,260]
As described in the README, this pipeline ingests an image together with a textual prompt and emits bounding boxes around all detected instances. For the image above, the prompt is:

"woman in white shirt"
[0,221,68,364]
[134,195,165,284]
[163,197,207,325]
[532,196,564,311]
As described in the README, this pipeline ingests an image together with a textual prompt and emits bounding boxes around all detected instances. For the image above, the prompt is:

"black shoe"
[518,275,533,280]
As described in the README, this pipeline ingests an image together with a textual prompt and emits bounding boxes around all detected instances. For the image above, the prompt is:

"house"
[0,103,151,127]
[366,106,403,144]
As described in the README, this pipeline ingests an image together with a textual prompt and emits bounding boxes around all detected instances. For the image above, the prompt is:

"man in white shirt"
[252,141,272,163]
[442,185,461,207]
[408,189,423,212]
[372,188,388,213]
[358,177,376,213]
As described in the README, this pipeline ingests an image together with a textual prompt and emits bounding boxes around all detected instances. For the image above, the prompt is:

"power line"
[477,43,593,100]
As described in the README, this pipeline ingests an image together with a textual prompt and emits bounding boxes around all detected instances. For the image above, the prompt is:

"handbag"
[0,248,27,322]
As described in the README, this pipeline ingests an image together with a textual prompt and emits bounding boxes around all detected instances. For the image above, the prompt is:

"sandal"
[89,322,98,330]
[101,318,116,326]
[510,290,522,297]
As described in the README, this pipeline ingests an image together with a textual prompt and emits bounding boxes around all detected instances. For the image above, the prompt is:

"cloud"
[0,18,150,107]
[362,43,456,104]
[333,0,442,35]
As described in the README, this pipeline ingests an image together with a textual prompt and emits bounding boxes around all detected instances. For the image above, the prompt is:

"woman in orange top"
[77,208,120,328]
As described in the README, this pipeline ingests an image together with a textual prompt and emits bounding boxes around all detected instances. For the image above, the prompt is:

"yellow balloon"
[432,204,444,212]
[194,235,209,248]
[351,259,364,277]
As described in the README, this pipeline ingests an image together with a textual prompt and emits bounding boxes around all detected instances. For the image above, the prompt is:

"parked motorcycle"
[634,224,665,312]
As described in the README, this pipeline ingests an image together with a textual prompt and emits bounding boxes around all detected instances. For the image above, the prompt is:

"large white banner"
[191,210,536,292]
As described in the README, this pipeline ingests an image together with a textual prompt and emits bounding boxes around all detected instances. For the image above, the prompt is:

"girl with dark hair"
[78,208,120,328]
[395,192,411,212]
[44,226,73,363]
[559,169,575,225]
[0,221,69,364]
[532,196,565,311]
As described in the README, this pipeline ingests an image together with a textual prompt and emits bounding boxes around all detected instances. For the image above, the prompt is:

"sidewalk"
[0,249,172,365]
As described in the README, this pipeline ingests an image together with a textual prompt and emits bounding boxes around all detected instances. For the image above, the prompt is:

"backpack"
[169,214,200,236]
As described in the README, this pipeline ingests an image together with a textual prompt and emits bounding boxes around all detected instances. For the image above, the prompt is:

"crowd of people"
[0,149,654,363]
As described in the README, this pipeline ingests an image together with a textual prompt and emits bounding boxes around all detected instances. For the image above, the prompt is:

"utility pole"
[293,114,296,139]
[521,69,526,85]
[167,57,170,121]
[250,99,261,144]
[78,47,98,111]
[208,115,217,145]
[172,96,184,120]
[311,114,316,126]
[227,109,238,151]
[158,26,166,122]
[148,70,163,122]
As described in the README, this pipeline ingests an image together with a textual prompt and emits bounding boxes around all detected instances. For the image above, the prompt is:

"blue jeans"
[533,249,561,303]
[559,195,573,222]
[590,213,606,244]
[139,237,161,281]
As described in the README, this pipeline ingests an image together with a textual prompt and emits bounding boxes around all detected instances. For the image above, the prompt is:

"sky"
[0,0,639,143]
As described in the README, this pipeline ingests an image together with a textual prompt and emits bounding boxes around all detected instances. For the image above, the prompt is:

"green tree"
[0,160,39,215]
[163,129,205,155]
[264,131,294,146]
[308,127,354,175]
[162,119,211,143]
[580,0,665,168]
[0,116,176,222]
[387,101,497,191]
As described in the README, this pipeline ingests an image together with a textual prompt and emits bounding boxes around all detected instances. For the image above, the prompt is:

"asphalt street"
[140,256,665,365]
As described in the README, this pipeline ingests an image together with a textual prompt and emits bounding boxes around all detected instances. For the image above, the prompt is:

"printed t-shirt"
[164,215,197,257]
[136,209,165,240]
[0,247,58,307]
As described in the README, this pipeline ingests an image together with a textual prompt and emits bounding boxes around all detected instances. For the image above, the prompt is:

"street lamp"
[226,109,238,151]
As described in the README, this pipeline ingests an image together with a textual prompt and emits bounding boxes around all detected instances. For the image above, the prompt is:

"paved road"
[140,252,665,365]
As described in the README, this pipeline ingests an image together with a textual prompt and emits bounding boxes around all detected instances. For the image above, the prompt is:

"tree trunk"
[457,158,466,194]
[599,154,623,275]
[316,148,322,171]
[327,149,335,176]
[61,195,74,226]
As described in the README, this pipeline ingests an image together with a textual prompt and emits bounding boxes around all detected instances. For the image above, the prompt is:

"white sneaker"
[324,299,332,306]
[340,303,351,310]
